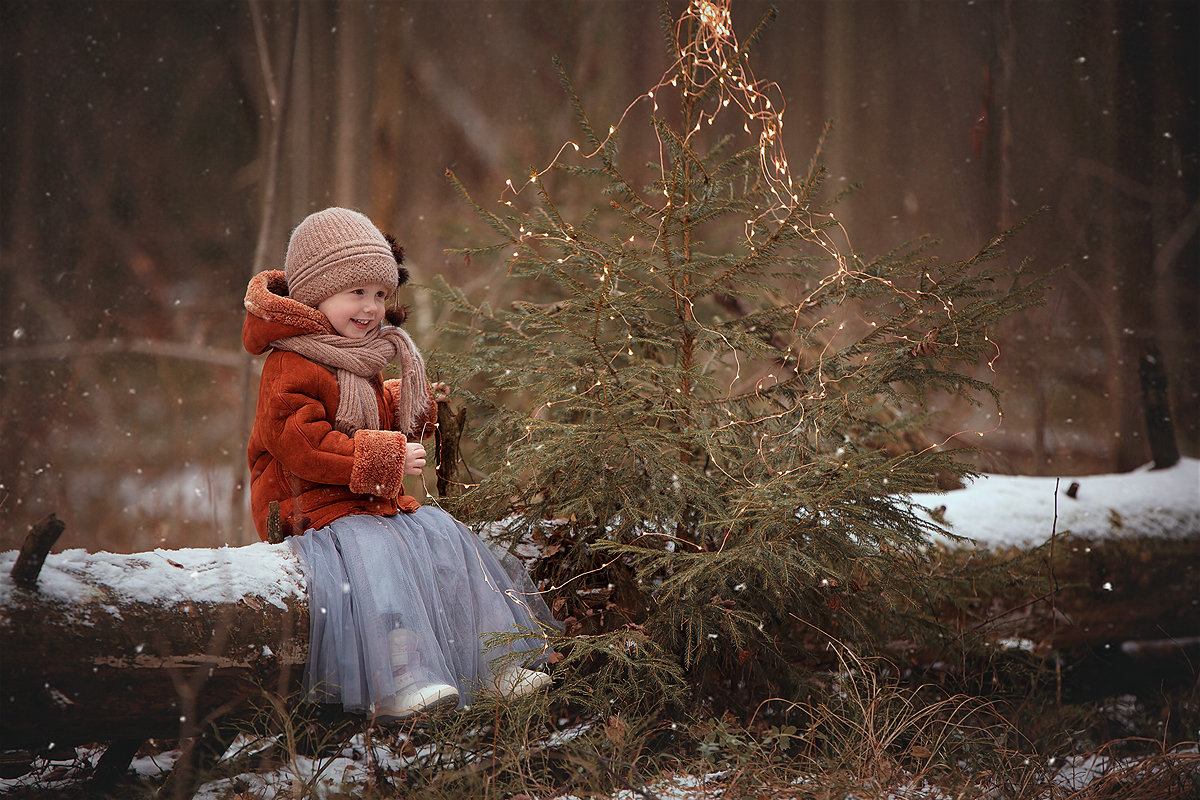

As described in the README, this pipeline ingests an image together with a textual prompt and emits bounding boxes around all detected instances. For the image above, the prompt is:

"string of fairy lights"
[440,0,1008,574]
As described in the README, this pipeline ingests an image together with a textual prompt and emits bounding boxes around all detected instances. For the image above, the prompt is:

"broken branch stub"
[11,513,66,591]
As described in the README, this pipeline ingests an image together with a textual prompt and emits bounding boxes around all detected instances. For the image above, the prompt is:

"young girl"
[243,207,555,722]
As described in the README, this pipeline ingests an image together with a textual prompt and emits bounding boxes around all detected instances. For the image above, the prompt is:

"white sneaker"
[378,627,459,722]
[376,683,459,723]
[488,665,551,698]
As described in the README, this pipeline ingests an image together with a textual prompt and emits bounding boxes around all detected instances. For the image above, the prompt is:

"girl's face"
[317,283,390,339]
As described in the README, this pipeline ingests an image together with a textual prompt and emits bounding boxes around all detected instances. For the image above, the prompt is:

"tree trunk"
[0,543,308,751]
[1140,346,1180,470]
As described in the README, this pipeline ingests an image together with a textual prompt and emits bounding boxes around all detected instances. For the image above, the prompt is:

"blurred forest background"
[2,0,1196,554]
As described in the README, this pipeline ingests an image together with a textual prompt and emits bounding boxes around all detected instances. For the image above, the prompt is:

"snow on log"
[0,542,308,751]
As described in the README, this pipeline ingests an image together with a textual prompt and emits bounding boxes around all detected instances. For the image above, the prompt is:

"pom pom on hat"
[284,207,406,307]
[384,232,410,287]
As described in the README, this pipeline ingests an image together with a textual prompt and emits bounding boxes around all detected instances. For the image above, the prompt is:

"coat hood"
[242,269,334,355]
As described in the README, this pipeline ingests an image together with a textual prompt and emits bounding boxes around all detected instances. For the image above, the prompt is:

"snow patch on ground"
[7,740,1194,800]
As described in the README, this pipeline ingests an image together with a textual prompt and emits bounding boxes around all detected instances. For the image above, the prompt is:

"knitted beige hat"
[284,207,400,307]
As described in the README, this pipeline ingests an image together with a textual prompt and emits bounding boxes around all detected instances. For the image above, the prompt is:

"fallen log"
[0,538,308,751]
[4,530,1196,757]
[2,463,1196,774]
[943,531,1200,689]
[971,533,1200,654]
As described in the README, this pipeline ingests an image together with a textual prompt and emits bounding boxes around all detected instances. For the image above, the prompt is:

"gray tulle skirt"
[288,506,556,713]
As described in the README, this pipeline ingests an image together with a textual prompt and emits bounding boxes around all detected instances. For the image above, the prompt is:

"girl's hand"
[431,381,450,403]
[404,442,427,475]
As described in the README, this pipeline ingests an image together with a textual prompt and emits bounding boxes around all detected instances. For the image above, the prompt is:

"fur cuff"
[350,429,407,498]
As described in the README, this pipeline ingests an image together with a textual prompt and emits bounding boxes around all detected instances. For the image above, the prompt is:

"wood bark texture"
[435,399,468,498]
[946,533,1200,678]
[10,513,65,592]
[0,544,308,751]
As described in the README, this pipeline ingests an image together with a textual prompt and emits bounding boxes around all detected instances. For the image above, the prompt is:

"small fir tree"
[429,1,1047,711]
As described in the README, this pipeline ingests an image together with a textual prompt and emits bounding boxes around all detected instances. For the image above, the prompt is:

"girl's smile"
[317,282,391,339]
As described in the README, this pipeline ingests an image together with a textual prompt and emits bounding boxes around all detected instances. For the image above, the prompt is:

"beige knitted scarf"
[271,325,429,436]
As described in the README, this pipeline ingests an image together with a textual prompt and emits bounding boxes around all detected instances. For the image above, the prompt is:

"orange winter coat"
[242,270,437,541]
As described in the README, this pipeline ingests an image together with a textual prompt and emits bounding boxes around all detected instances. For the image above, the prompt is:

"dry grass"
[758,642,1039,793]
[2,649,1197,799]
[1052,739,1200,800]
